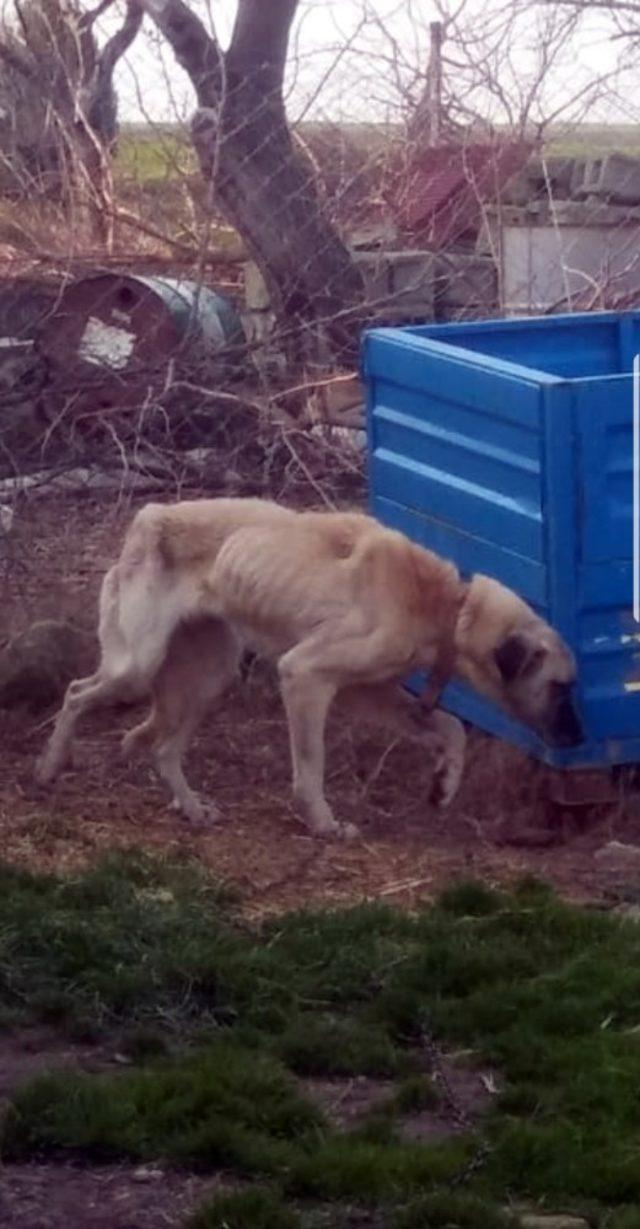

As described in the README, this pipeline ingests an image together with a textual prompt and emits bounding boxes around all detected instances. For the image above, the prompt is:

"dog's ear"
[494,633,542,682]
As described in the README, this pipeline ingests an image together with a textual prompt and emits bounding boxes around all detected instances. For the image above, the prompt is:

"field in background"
[545,122,640,157]
[114,120,640,186]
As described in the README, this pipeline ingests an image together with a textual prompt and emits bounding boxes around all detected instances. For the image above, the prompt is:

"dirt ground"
[2,491,639,917]
[0,1158,228,1229]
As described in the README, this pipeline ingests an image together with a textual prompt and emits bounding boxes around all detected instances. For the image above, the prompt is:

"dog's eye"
[520,646,546,678]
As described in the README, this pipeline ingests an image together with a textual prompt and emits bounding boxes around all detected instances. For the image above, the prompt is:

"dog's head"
[454,576,583,748]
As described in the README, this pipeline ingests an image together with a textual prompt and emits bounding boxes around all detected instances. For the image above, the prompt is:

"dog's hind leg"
[35,668,146,785]
[35,564,161,786]
[122,617,241,824]
[337,683,467,808]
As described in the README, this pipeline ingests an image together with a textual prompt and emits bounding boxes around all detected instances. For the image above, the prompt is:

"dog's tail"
[97,506,193,686]
[120,503,171,572]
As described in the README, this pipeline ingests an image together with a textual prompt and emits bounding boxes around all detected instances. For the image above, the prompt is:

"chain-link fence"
[0,0,639,516]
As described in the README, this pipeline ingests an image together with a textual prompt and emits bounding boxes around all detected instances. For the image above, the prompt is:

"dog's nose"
[547,695,583,748]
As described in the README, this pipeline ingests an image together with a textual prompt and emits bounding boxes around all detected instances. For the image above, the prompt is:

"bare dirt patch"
[399,1056,499,1142]
[0,1161,226,1229]
[300,1075,394,1130]
[301,1055,499,1141]
[0,1027,123,1100]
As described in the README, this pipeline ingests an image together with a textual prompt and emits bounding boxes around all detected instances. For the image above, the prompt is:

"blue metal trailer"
[363,311,640,770]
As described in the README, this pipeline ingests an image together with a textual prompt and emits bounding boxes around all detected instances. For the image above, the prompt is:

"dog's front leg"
[338,683,466,808]
[278,668,348,838]
[278,628,404,839]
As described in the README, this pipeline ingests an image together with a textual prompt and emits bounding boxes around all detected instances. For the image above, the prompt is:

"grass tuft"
[3,1039,323,1170]
[391,1191,515,1228]
[188,1187,300,1229]
[276,1014,406,1077]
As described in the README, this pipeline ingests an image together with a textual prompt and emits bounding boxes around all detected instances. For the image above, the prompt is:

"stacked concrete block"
[244,249,436,342]
[353,249,435,320]
[434,253,498,320]
[571,153,640,205]
[503,156,576,207]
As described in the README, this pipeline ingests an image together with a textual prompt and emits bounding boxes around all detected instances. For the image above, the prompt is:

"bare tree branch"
[89,0,143,134]
[138,0,223,104]
[139,0,363,358]
[79,0,117,31]
[548,0,640,10]
[0,40,33,79]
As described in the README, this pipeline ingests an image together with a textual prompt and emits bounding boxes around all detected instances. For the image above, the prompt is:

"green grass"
[0,853,241,1036]
[2,855,640,1226]
[4,1038,322,1172]
[114,121,640,190]
[276,1013,407,1077]
[115,126,195,183]
[188,1188,300,1229]
[391,1191,516,1229]
[545,122,640,158]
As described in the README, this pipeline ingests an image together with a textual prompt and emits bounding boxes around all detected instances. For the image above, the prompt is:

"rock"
[594,840,640,873]
[614,903,640,923]
[132,1166,164,1182]
[0,620,94,710]
[519,1217,589,1229]
[0,465,164,500]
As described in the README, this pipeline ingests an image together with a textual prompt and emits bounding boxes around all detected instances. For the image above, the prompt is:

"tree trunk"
[192,97,363,362]
[57,112,115,251]
[142,0,364,363]
[0,0,142,253]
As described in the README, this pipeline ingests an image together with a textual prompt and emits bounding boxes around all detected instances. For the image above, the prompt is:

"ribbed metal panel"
[363,310,640,769]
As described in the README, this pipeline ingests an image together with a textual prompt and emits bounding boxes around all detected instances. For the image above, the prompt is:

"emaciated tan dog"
[36,498,582,837]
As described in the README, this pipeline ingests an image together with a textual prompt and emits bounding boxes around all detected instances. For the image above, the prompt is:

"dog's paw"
[427,714,466,810]
[170,796,221,827]
[305,819,358,841]
[429,756,464,809]
[34,754,57,787]
[337,821,359,842]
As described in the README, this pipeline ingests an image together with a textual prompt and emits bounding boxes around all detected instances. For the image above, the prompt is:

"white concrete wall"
[502,224,640,313]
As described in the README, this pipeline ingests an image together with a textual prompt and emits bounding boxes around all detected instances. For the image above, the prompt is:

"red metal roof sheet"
[397,141,534,247]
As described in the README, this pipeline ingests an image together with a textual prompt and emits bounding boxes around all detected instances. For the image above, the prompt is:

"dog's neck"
[418,580,470,712]
[453,578,480,649]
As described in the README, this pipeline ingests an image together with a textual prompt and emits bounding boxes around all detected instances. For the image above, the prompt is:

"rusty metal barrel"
[38,272,245,415]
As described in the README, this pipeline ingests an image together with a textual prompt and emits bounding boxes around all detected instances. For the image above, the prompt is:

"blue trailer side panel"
[363,311,640,770]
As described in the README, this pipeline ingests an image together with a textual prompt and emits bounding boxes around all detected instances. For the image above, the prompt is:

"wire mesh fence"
[0,0,639,517]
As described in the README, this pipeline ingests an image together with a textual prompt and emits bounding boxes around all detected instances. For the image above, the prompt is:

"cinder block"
[389,250,435,308]
[246,250,435,325]
[435,253,497,312]
[353,249,435,319]
[504,156,576,205]
[572,153,640,205]
[352,250,391,309]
